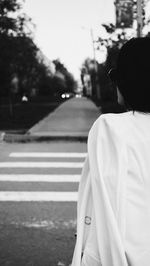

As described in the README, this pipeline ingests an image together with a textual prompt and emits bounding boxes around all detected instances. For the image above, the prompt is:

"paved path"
[28,97,100,138]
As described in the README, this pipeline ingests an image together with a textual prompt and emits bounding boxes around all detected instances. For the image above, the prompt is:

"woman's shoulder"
[94,111,131,128]
[89,111,133,141]
[99,111,129,121]
[90,111,150,144]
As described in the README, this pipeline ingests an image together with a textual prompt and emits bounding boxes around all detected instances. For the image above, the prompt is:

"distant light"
[61,93,74,99]
[75,94,82,98]
[22,95,28,102]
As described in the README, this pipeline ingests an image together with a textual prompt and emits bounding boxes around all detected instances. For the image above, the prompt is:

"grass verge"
[0,98,64,132]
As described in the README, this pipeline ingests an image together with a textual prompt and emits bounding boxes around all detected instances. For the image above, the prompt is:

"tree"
[53,59,77,95]
[0,0,76,100]
[92,0,150,105]
[94,24,130,103]
[0,0,24,35]
[0,0,55,98]
[0,0,33,96]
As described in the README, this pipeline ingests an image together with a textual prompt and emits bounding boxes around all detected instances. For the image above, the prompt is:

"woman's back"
[117,112,150,266]
[100,111,150,266]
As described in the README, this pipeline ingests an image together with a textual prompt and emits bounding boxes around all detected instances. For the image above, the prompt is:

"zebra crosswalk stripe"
[0,162,84,168]
[9,152,87,158]
[0,191,78,202]
[0,174,80,182]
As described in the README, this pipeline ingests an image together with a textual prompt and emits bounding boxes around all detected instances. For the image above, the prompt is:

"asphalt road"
[0,141,87,266]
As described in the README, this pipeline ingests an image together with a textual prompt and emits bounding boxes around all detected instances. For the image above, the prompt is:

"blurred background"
[0,0,150,131]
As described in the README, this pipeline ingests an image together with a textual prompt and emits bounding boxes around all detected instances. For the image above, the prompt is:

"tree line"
[0,0,76,100]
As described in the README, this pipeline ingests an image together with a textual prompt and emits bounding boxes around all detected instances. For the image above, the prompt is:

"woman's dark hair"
[110,37,150,112]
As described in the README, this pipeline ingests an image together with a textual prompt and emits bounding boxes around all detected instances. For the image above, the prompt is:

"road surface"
[0,141,87,266]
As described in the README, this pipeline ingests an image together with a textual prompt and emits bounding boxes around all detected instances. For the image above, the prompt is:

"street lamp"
[137,0,143,37]
[81,26,101,100]
[89,28,101,100]
[81,26,97,65]
[90,28,97,71]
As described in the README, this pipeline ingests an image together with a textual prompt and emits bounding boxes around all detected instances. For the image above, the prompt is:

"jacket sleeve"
[71,156,92,266]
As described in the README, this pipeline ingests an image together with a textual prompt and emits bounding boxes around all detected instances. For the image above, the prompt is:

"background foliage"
[0,0,76,99]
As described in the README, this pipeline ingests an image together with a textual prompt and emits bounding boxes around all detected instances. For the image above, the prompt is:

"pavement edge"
[2,133,88,143]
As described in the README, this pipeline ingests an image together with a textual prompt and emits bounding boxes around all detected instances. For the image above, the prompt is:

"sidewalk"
[3,97,100,142]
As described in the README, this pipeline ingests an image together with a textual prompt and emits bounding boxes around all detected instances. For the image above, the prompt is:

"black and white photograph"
[0,0,150,265]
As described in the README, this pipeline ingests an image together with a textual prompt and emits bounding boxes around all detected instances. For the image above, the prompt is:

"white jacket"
[72,111,150,266]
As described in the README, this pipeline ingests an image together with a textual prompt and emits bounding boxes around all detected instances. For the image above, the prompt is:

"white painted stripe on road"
[9,152,87,158]
[0,192,78,202]
[0,162,84,168]
[0,174,80,182]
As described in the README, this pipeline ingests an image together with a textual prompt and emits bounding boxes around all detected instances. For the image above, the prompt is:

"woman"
[71,37,150,266]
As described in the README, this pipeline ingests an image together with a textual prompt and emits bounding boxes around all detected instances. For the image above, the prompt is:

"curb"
[3,133,88,143]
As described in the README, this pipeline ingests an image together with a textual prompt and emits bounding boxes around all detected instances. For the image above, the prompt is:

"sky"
[23,0,115,80]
